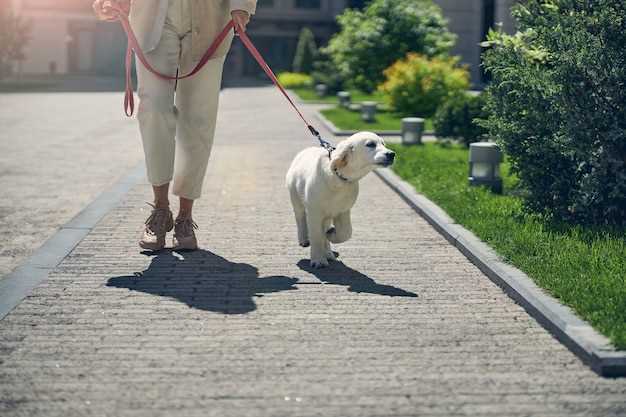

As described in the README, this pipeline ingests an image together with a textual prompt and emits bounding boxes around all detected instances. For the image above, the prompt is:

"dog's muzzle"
[378,151,396,167]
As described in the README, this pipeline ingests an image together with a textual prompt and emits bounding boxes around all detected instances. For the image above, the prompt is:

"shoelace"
[175,217,198,237]
[144,203,170,236]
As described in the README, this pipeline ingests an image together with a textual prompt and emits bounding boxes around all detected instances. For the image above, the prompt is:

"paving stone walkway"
[1,87,625,417]
[0,92,142,277]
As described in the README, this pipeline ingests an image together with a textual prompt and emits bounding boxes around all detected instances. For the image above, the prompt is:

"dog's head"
[330,132,395,180]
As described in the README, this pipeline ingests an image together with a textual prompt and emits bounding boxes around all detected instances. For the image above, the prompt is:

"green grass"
[321,106,433,132]
[390,143,626,349]
[292,87,384,104]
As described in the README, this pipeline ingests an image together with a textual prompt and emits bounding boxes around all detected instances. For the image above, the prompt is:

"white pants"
[137,0,226,200]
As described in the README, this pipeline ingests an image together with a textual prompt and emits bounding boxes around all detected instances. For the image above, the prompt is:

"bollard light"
[401,117,425,145]
[337,91,351,108]
[315,83,328,97]
[468,142,503,194]
[361,101,377,123]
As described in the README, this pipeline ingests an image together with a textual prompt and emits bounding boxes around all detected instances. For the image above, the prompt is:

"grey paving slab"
[1,87,625,417]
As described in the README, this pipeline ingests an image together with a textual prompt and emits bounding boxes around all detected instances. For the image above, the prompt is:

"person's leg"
[170,44,226,250]
[172,56,225,208]
[136,28,180,204]
[135,7,182,250]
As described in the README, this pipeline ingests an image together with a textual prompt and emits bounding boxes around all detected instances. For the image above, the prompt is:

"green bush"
[378,53,469,118]
[311,50,344,94]
[0,8,32,79]
[324,0,455,93]
[276,72,312,89]
[434,93,488,146]
[482,0,626,225]
[292,27,317,74]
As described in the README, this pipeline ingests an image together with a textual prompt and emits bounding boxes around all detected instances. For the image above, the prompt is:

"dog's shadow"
[297,259,417,298]
[107,250,298,314]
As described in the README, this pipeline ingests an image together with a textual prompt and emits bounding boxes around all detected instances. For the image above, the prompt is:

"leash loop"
[110,3,333,150]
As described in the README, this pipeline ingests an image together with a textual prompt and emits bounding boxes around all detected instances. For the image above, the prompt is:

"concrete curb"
[375,167,626,378]
[0,164,145,320]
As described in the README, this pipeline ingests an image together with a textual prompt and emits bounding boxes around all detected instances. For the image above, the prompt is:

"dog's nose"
[386,151,396,162]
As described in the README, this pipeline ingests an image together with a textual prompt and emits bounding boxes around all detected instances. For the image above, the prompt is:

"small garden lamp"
[401,117,424,145]
[468,142,503,194]
[361,101,377,123]
[337,91,351,108]
[315,83,328,97]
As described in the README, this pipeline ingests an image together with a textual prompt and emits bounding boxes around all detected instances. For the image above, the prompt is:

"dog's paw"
[326,250,339,262]
[310,258,329,269]
[299,240,310,248]
[326,227,336,238]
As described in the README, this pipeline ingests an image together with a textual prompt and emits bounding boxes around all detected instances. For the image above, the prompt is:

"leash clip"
[308,125,335,156]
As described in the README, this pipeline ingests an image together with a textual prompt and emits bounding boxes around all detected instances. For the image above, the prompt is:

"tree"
[0,8,32,79]
[323,0,456,92]
[482,0,626,225]
[292,27,317,74]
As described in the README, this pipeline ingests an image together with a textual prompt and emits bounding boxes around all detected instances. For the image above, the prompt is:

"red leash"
[112,6,332,150]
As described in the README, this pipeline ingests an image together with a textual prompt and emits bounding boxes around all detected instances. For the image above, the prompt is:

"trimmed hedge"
[482,0,626,225]
[434,93,488,147]
[276,72,312,89]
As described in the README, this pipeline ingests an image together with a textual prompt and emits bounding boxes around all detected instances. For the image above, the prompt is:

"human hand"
[92,0,130,21]
[231,9,251,32]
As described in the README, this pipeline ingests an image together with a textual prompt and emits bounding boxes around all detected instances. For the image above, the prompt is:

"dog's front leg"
[289,190,309,247]
[307,213,329,269]
[322,218,338,262]
[327,210,352,244]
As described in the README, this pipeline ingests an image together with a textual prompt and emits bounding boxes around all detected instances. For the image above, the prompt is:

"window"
[295,0,321,9]
[258,0,274,7]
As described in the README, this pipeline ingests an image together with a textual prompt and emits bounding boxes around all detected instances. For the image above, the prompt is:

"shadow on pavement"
[297,259,418,298]
[107,250,298,314]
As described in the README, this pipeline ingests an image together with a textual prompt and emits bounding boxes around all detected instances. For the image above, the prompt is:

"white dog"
[286,132,395,268]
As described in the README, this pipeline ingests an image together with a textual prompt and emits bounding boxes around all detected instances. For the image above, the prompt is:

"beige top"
[129,0,257,60]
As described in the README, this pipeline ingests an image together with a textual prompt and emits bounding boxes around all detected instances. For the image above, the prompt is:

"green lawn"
[292,87,384,104]
[390,143,626,349]
[321,106,433,132]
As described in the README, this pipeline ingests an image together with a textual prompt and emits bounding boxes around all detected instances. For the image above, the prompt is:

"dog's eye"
[366,141,376,148]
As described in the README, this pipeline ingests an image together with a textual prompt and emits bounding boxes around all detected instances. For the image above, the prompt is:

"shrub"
[311,50,344,94]
[276,72,312,89]
[379,53,469,118]
[434,93,488,146]
[0,8,32,79]
[324,0,455,93]
[292,27,317,74]
[482,0,626,225]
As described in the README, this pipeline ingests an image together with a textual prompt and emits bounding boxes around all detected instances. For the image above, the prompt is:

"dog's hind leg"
[327,210,352,244]
[289,188,309,247]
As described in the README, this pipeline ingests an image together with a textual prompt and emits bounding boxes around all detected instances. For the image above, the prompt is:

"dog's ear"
[330,143,353,171]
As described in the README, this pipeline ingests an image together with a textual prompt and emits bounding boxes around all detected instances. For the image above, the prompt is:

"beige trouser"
[137,0,226,200]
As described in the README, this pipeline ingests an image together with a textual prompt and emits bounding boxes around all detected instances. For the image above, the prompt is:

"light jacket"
[129,0,257,60]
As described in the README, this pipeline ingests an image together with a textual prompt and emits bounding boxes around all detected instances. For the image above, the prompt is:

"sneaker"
[139,203,174,251]
[172,216,199,251]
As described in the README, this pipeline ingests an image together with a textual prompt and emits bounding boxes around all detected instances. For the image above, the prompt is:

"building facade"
[224,0,348,83]
[7,0,127,76]
[6,0,516,86]
[434,0,517,85]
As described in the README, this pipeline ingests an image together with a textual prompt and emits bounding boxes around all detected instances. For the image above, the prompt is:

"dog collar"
[333,168,351,183]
